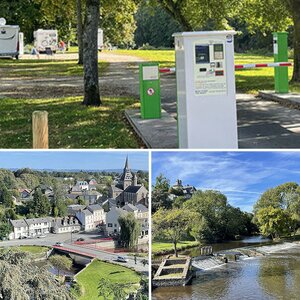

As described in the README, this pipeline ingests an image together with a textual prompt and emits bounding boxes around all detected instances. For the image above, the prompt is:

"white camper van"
[0,18,20,59]
[98,28,103,51]
[34,29,58,52]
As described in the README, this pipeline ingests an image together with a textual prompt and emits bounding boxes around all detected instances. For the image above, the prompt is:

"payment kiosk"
[173,31,238,149]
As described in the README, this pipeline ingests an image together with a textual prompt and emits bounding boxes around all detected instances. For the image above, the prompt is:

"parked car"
[116,256,128,263]
[55,242,64,247]
[37,235,46,238]
[76,238,85,241]
[19,236,27,239]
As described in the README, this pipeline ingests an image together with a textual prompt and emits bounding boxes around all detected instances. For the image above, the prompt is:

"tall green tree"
[254,182,300,238]
[29,188,51,217]
[152,174,171,212]
[0,188,14,208]
[152,208,191,257]
[118,213,141,248]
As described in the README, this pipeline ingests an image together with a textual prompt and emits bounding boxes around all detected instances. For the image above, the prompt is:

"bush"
[138,43,157,50]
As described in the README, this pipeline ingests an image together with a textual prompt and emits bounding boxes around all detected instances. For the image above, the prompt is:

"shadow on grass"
[0,96,143,149]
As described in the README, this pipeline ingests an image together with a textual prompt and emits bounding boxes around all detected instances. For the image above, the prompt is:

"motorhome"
[34,29,58,52]
[0,18,20,59]
[98,28,103,51]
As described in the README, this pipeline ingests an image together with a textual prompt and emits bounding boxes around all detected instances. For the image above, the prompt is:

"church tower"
[120,156,133,190]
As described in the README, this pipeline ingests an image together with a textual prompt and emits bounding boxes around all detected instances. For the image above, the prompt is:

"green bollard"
[139,63,161,119]
[273,32,289,94]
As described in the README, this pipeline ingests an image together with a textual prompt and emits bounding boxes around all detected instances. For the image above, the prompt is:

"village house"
[51,216,81,234]
[105,206,128,235]
[74,204,106,231]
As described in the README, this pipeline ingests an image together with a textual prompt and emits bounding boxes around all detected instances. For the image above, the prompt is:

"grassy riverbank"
[152,241,200,256]
[76,259,141,300]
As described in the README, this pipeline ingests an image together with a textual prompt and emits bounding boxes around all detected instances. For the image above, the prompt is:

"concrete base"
[125,109,178,149]
[259,91,300,108]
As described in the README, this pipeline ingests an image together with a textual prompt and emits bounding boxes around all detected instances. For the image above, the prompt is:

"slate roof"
[26,217,53,225]
[123,203,138,212]
[136,204,148,212]
[124,186,142,193]
[87,204,103,212]
[10,219,28,228]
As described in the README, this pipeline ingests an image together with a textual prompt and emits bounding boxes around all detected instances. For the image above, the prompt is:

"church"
[109,156,148,207]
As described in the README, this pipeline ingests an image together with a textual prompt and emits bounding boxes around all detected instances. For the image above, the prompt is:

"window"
[108,223,113,227]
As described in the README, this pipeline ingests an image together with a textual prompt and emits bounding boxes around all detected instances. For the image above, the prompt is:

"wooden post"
[32,111,49,149]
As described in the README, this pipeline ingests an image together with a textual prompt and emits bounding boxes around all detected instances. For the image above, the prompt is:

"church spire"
[124,155,129,169]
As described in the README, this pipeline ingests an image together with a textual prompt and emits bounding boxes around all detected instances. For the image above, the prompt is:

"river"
[152,237,300,300]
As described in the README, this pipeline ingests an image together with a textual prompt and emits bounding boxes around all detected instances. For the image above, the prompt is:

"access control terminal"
[194,42,227,96]
[173,31,238,149]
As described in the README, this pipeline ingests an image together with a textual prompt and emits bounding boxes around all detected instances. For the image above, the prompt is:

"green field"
[0,59,108,77]
[0,96,142,148]
[17,245,49,254]
[76,260,141,300]
[115,49,299,94]
[152,241,200,255]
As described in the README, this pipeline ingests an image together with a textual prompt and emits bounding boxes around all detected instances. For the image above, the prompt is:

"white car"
[37,235,46,238]
[55,242,64,247]
[116,256,128,263]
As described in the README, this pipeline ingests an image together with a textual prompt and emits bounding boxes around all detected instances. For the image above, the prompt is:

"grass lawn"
[0,96,142,148]
[16,245,49,254]
[152,241,200,255]
[0,59,108,77]
[115,50,300,94]
[76,259,141,300]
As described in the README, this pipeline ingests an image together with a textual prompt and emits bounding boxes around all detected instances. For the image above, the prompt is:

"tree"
[98,278,128,300]
[256,207,292,239]
[76,0,84,64]
[0,222,12,240]
[29,188,51,217]
[152,174,171,212]
[100,0,138,48]
[0,249,75,299]
[152,208,191,257]
[135,1,182,48]
[51,183,67,217]
[118,213,141,248]
[49,255,73,276]
[0,188,14,208]
[254,182,300,238]
[82,0,101,106]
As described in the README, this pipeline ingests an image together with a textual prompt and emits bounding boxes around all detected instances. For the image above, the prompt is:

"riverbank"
[75,259,142,300]
[152,241,200,256]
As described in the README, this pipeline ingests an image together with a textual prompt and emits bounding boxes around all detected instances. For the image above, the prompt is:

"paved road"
[0,232,148,274]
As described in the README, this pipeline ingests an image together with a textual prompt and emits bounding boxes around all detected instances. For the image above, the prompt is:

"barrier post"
[32,111,49,149]
[273,32,289,93]
[139,62,161,119]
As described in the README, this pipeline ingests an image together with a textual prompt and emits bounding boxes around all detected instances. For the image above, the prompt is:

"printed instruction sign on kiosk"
[173,31,238,149]
[139,63,161,119]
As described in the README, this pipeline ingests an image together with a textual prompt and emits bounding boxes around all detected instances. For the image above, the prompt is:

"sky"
[0,151,149,171]
[152,151,300,212]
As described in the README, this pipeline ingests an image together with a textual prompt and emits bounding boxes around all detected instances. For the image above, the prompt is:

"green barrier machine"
[139,62,161,119]
[273,32,289,93]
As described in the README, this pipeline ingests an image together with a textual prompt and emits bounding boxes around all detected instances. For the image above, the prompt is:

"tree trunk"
[76,0,84,65]
[174,241,178,257]
[290,0,300,82]
[82,0,101,106]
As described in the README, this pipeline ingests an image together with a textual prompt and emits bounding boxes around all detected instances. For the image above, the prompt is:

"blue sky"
[152,151,300,212]
[0,151,149,171]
